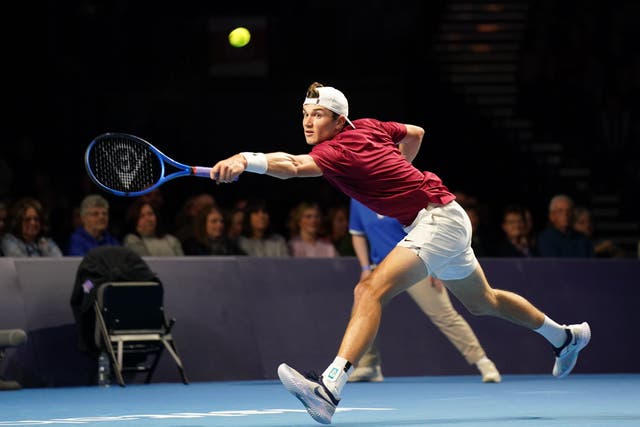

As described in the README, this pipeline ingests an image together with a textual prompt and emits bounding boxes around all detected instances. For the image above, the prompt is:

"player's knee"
[354,277,378,304]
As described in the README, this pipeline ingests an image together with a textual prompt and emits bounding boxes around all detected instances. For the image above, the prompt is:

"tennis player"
[210,82,591,425]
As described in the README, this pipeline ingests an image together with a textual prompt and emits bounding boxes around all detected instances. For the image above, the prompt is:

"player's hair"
[305,82,341,122]
[306,82,324,98]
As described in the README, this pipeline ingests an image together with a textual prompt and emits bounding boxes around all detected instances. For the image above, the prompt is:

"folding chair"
[94,281,189,387]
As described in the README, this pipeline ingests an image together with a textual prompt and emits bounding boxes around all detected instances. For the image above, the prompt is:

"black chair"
[94,281,189,387]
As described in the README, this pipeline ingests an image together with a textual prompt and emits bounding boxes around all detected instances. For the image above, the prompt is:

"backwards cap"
[303,86,355,129]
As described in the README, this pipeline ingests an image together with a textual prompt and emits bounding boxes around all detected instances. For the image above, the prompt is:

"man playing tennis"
[210,82,591,425]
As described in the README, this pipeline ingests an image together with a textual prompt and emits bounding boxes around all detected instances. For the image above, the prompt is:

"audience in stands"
[123,199,184,257]
[0,197,63,257]
[495,205,536,257]
[288,202,337,258]
[326,204,356,256]
[537,194,594,257]
[183,205,245,255]
[573,206,625,258]
[238,199,289,257]
[67,194,120,256]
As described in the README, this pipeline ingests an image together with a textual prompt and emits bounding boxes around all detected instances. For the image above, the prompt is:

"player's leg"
[406,276,501,382]
[443,264,591,378]
[278,246,426,424]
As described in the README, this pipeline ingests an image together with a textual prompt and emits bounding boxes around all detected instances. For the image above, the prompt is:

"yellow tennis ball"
[228,27,251,48]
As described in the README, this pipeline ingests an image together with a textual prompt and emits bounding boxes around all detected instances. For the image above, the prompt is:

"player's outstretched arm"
[210,152,322,183]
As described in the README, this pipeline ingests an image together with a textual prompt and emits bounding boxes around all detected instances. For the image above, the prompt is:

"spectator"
[0,197,63,257]
[537,194,594,257]
[67,194,120,256]
[123,199,184,257]
[288,202,337,258]
[225,207,245,241]
[573,206,625,258]
[183,205,245,255]
[174,193,216,246]
[238,199,289,257]
[326,204,356,256]
[495,205,535,257]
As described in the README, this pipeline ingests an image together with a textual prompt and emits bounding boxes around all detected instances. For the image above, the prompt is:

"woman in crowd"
[123,198,184,256]
[238,199,289,257]
[288,201,337,258]
[183,205,245,255]
[0,197,62,257]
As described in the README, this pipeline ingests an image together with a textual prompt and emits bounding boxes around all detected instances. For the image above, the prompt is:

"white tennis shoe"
[476,359,502,383]
[277,363,339,424]
[553,322,591,378]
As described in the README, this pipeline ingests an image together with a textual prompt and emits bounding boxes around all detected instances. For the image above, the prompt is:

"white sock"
[321,356,354,398]
[534,315,569,348]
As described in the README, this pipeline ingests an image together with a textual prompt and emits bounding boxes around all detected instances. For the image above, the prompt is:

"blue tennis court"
[1,374,638,426]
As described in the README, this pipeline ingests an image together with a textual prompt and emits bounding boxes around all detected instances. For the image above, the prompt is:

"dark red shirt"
[310,118,455,226]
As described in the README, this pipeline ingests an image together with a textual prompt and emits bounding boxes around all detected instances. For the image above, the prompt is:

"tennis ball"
[228,27,251,48]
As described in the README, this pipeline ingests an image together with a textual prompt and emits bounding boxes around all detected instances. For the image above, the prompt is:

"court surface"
[1,374,638,426]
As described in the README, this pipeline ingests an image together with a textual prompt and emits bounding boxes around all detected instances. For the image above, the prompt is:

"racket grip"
[191,166,239,181]
[192,167,213,178]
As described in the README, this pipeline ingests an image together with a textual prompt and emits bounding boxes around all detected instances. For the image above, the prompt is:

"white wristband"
[240,152,268,174]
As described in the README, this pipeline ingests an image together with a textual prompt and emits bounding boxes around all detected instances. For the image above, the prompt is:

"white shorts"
[397,200,478,280]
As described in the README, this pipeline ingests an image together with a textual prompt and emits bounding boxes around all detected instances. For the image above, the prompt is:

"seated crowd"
[0,190,629,259]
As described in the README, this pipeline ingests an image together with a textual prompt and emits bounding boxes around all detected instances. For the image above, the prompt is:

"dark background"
[5,0,640,254]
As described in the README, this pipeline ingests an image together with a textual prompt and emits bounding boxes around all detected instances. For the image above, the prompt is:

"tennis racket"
[85,132,217,197]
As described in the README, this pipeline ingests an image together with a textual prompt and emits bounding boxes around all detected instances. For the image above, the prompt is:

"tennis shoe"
[476,359,502,383]
[552,322,591,378]
[277,363,339,424]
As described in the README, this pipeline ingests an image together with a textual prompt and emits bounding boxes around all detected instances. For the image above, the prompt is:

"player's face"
[302,105,342,145]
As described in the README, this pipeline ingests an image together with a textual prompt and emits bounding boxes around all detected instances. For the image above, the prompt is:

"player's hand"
[427,275,445,293]
[211,154,246,183]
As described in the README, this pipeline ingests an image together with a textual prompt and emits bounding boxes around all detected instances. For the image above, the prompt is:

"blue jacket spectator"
[67,194,120,256]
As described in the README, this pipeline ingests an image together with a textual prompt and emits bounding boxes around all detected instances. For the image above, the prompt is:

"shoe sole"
[277,364,334,424]
[554,322,591,378]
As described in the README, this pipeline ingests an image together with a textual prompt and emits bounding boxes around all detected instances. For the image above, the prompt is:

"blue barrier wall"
[1,257,638,387]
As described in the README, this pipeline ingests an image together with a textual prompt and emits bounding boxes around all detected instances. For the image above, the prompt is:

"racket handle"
[192,166,213,178]
[191,166,239,181]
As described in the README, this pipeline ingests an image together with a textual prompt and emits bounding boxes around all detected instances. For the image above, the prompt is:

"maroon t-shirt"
[309,118,455,226]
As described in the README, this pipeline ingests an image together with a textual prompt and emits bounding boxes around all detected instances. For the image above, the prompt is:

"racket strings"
[88,137,162,193]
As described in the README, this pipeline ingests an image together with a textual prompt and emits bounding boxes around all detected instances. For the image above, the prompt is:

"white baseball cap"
[303,86,355,129]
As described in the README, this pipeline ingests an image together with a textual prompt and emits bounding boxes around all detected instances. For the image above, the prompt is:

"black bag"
[70,245,160,355]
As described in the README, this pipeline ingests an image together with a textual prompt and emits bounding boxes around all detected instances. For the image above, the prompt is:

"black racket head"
[85,133,164,196]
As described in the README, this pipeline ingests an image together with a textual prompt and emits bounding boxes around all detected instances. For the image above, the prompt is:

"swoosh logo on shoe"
[313,386,332,404]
